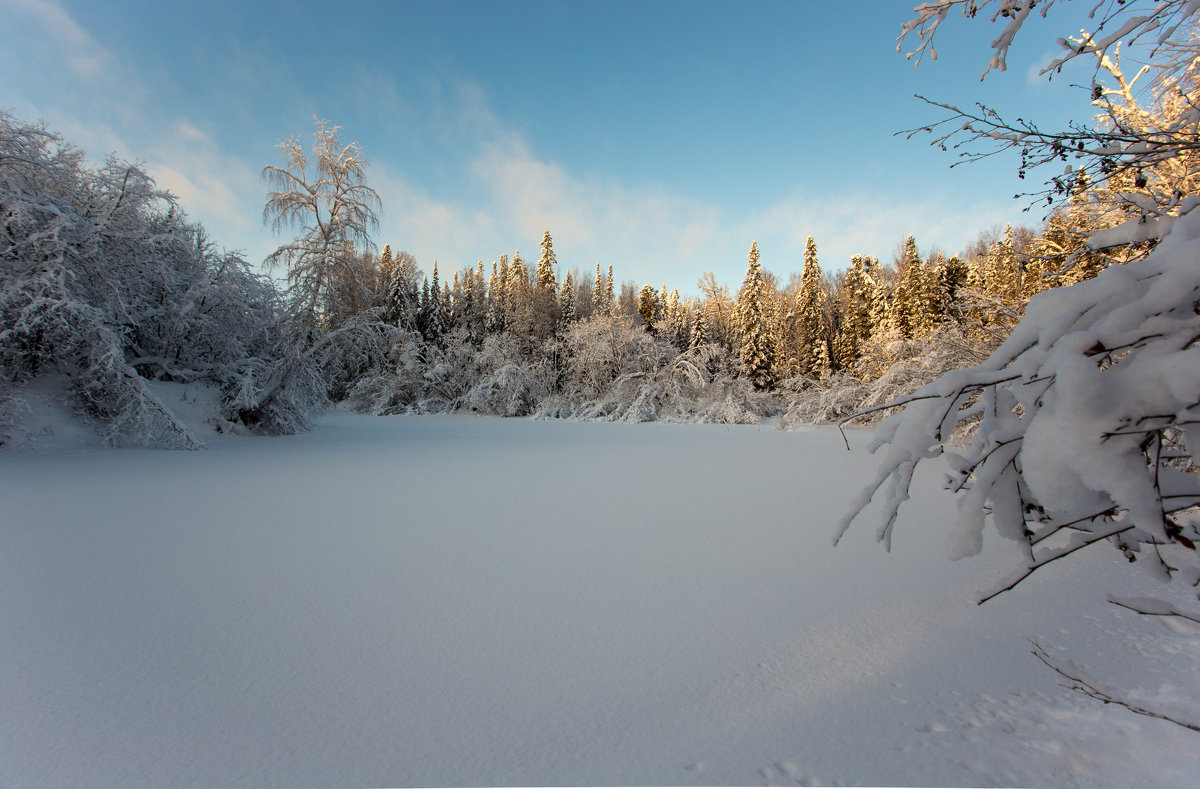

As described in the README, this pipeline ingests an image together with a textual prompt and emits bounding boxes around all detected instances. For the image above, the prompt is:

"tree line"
[0,108,1138,446]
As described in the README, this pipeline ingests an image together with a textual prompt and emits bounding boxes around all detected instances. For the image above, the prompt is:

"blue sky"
[1,0,1106,292]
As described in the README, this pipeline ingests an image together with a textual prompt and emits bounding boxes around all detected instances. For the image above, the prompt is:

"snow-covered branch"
[839,207,1200,597]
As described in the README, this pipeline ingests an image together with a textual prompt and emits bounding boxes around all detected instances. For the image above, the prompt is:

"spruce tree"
[592,262,605,317]
[530,233,560,338]
[378,244,396,302]
[689,301,709,348]
[441,281,453,332]
[506,250,532,338]
[983,224,1022,304]
[666,287,687,349]
[796,236,830,378]
[891,236,923,339]
[536,230,557,294]
[424,263,446,344]
[418,277,432,338]
[939,253,970,321]
[559,269,577,324]
[637,284,660,330]
[736,241,773,389]
[386,250,420,330]
[832,254,878,370]
[605,265,615,314]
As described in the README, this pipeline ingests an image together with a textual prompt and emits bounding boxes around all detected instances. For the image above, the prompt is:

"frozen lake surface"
[2,412,1196,787]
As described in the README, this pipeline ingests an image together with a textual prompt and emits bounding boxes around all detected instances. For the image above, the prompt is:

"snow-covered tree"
[689,301,709,348]
[0,111,314,445]
[262,118,381,327]
[386,249,421,331]
[637,284,661,330]
[832,254,879,370]
[605,264,616,315]
[900,0,1200,255]
[591,262,608,316]
[559,269,578,325]
[843,0,1200,731]
[536,230,558,295]
[796,236,830,378]
[698,271,737,359]
[736,241,774,389]
[424,262,446,345]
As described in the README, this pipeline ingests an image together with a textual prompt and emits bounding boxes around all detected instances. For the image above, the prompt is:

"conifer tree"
[637,284,660,330]
[536,231,557,295]
[448,271,461,331]
[497,255,510,310]
[418,277,432,338]
[665,287,687,349]
[939,253,969,321]
[592,262,605,316]
[891,236,923,339]
[424,263,446,344]
[378,244,396,301]
[982,224,1022,304]
[440,280,453,332]
[386,249,421,330]
[796,236,830,378]
[529,233,560,338]
[506,250,532,338]
[460,262,484,337]
[605,265,615,315]
[832,254,878,370]
[766,290,791,381]
[559,269,578,325]
[689,301,709,348]
[736,241,773,389]
[907,253,942,337]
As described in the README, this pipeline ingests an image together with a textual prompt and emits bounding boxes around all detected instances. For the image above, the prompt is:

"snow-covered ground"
[2,407,1198,787]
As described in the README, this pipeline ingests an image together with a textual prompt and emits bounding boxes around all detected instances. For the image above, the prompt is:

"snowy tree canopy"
[835,0,1200,730]
[0,111,308,446]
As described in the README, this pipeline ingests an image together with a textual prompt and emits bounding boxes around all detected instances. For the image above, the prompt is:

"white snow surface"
[2,409,1198,787]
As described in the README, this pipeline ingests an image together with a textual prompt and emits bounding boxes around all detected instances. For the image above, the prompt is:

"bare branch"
[1031,640,1200,732]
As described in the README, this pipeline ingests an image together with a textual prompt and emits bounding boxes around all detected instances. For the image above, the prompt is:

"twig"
[1030,639,1200,732]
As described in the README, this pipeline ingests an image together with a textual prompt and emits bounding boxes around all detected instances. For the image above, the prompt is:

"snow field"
[1,412,1197,786]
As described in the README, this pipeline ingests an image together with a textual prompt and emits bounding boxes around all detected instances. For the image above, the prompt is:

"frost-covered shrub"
[344,331,427,415]
[422,328,485,408]
[782,326,989,430]
[653,348,771,424]
[540,337,773,424]
[0,112,302,447]
[348,329,538,416]
[559,315,670,400]
[466,362,546,417]
[319,310,400,402]
[219,340,327,435]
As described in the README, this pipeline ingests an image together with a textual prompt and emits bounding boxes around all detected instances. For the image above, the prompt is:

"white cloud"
[2,8,1035,292]
[372,87,1026,295]
[2,0,115,79]
[1,0,273,262]
[744,188,1021,274]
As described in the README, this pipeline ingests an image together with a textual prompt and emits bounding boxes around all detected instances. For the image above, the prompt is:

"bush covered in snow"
[0,112,315,447]
[838,0,1200,731]
[782,326,989,430]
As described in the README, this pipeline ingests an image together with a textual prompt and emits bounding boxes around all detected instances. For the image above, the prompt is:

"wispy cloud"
[2,0,115,79]
[1,0,271,261]
[745,188,1019,273]
[1,6,1035,290]
[365,75,1030,290]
